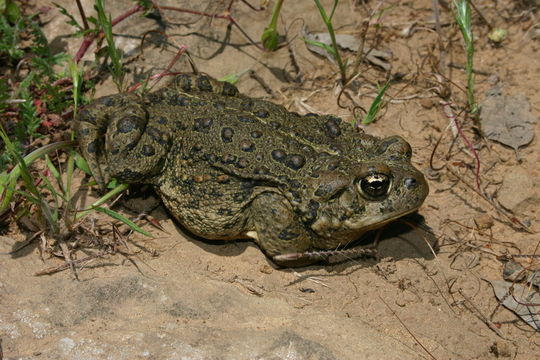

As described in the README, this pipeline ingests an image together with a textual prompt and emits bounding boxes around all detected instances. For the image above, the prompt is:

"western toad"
[75,74,428,265]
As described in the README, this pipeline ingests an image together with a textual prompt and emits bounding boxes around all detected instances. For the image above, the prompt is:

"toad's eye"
[358,173,391,199]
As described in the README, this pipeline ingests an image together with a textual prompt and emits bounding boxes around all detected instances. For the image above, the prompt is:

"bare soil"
[1,1,539,359]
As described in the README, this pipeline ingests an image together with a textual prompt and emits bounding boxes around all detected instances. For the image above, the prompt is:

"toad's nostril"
[404,177,417,188]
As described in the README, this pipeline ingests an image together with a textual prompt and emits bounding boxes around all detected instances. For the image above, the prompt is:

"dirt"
[1,0,540,359]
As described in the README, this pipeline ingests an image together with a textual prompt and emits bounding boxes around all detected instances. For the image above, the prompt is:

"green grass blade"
[362,81,390,125]
[75,183,129,220]
[94,206,153,237]
[0,140,74,212]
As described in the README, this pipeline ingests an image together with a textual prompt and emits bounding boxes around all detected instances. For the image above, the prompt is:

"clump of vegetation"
[0,1,72,171]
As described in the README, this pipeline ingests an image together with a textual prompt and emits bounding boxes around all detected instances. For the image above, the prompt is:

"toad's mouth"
[310,203,424,242]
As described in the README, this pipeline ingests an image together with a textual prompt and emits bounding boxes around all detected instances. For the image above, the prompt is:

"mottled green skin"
[75,74,428,264]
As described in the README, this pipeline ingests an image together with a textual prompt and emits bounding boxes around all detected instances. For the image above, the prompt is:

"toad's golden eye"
[358,173,391,199]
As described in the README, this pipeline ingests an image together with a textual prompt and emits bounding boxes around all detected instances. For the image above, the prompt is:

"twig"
[34,253,103,276]
[379,295,438,360]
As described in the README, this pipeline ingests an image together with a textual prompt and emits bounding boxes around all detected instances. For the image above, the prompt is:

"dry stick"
[239,0,267,11]
[156,5,265,51]
[75,0,89,30]
[459,289,505,338]
[441,101,481,190]
[75,4,145,63]
[432,0,446,75]
[34,253,103,276]
[467,0,493,30]
[378,295,438,360]
[445,165,532,233]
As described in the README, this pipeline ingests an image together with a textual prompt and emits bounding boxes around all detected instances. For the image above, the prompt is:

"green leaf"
[303,38,337,59]
[94,206,153,237]
[5,0,21,23]
[75,153,92,175]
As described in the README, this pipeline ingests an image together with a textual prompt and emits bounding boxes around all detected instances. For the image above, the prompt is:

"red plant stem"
[126,45,188,93]
[442,101,481,191]
[74,4,145,63]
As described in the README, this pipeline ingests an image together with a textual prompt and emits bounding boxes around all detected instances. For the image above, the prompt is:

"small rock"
[259,264,273,274]
[419,98,435,109]
[497,168,535,212]
[503,261,525,282]
[474,214,494,230]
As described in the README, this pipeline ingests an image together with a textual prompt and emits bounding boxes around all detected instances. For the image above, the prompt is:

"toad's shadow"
[170,211,437,269]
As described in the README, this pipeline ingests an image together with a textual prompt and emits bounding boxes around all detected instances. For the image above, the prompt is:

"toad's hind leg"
[76,95,171,187]
[249,192,312,266]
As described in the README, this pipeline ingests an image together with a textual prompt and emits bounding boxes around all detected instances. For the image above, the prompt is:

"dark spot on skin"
[285,154,306,170]
[78,127,90,136]
[339,213,349,221]
[87,140,98,153]
[221,127,234,143]
[116,168,144,182]
[193,117,213,132]
[175,121,187,131]
[271,149,286,162]
[147,126,169,145]
[204,153,217,164]
[289,190,301,203]
[278,227,300,240]
[175,74,192,92]
[117,115,144,133]
[141,144,155,156]
[240,100,253,111]
[270,121,280,129]
[158,116,168,125]
[315,184,332,197]
[254,110,269,118]
[124,140,138,151]
[217,208,234,216]
[102,97,115,106]
[168,94,189,106]
[309,172,320,178]
[110,148,119,155]
[213,101,225,110]
[236,157,248,168]
[221,82,238,96]
[255,154,263,161]
[250,130,263,138]
[197,76,213,92]
[327,160,340,171]
[253,167,269,175]
[146,93,163,104]
[191,144,203,152]
[79,109,97,125]
[238,115,255,123]
[404,178,417,188]
[304,200,320,224]
[221,154,237,164]
[330,145,340,153]
[324,118,341,137]
[240,140,255,152]
[305,113,318,117]
[289,179,302,189]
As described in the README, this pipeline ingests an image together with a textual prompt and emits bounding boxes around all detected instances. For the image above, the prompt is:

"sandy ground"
[1,0,539,359]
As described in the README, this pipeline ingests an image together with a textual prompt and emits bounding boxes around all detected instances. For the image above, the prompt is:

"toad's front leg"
[248,192,317,267]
